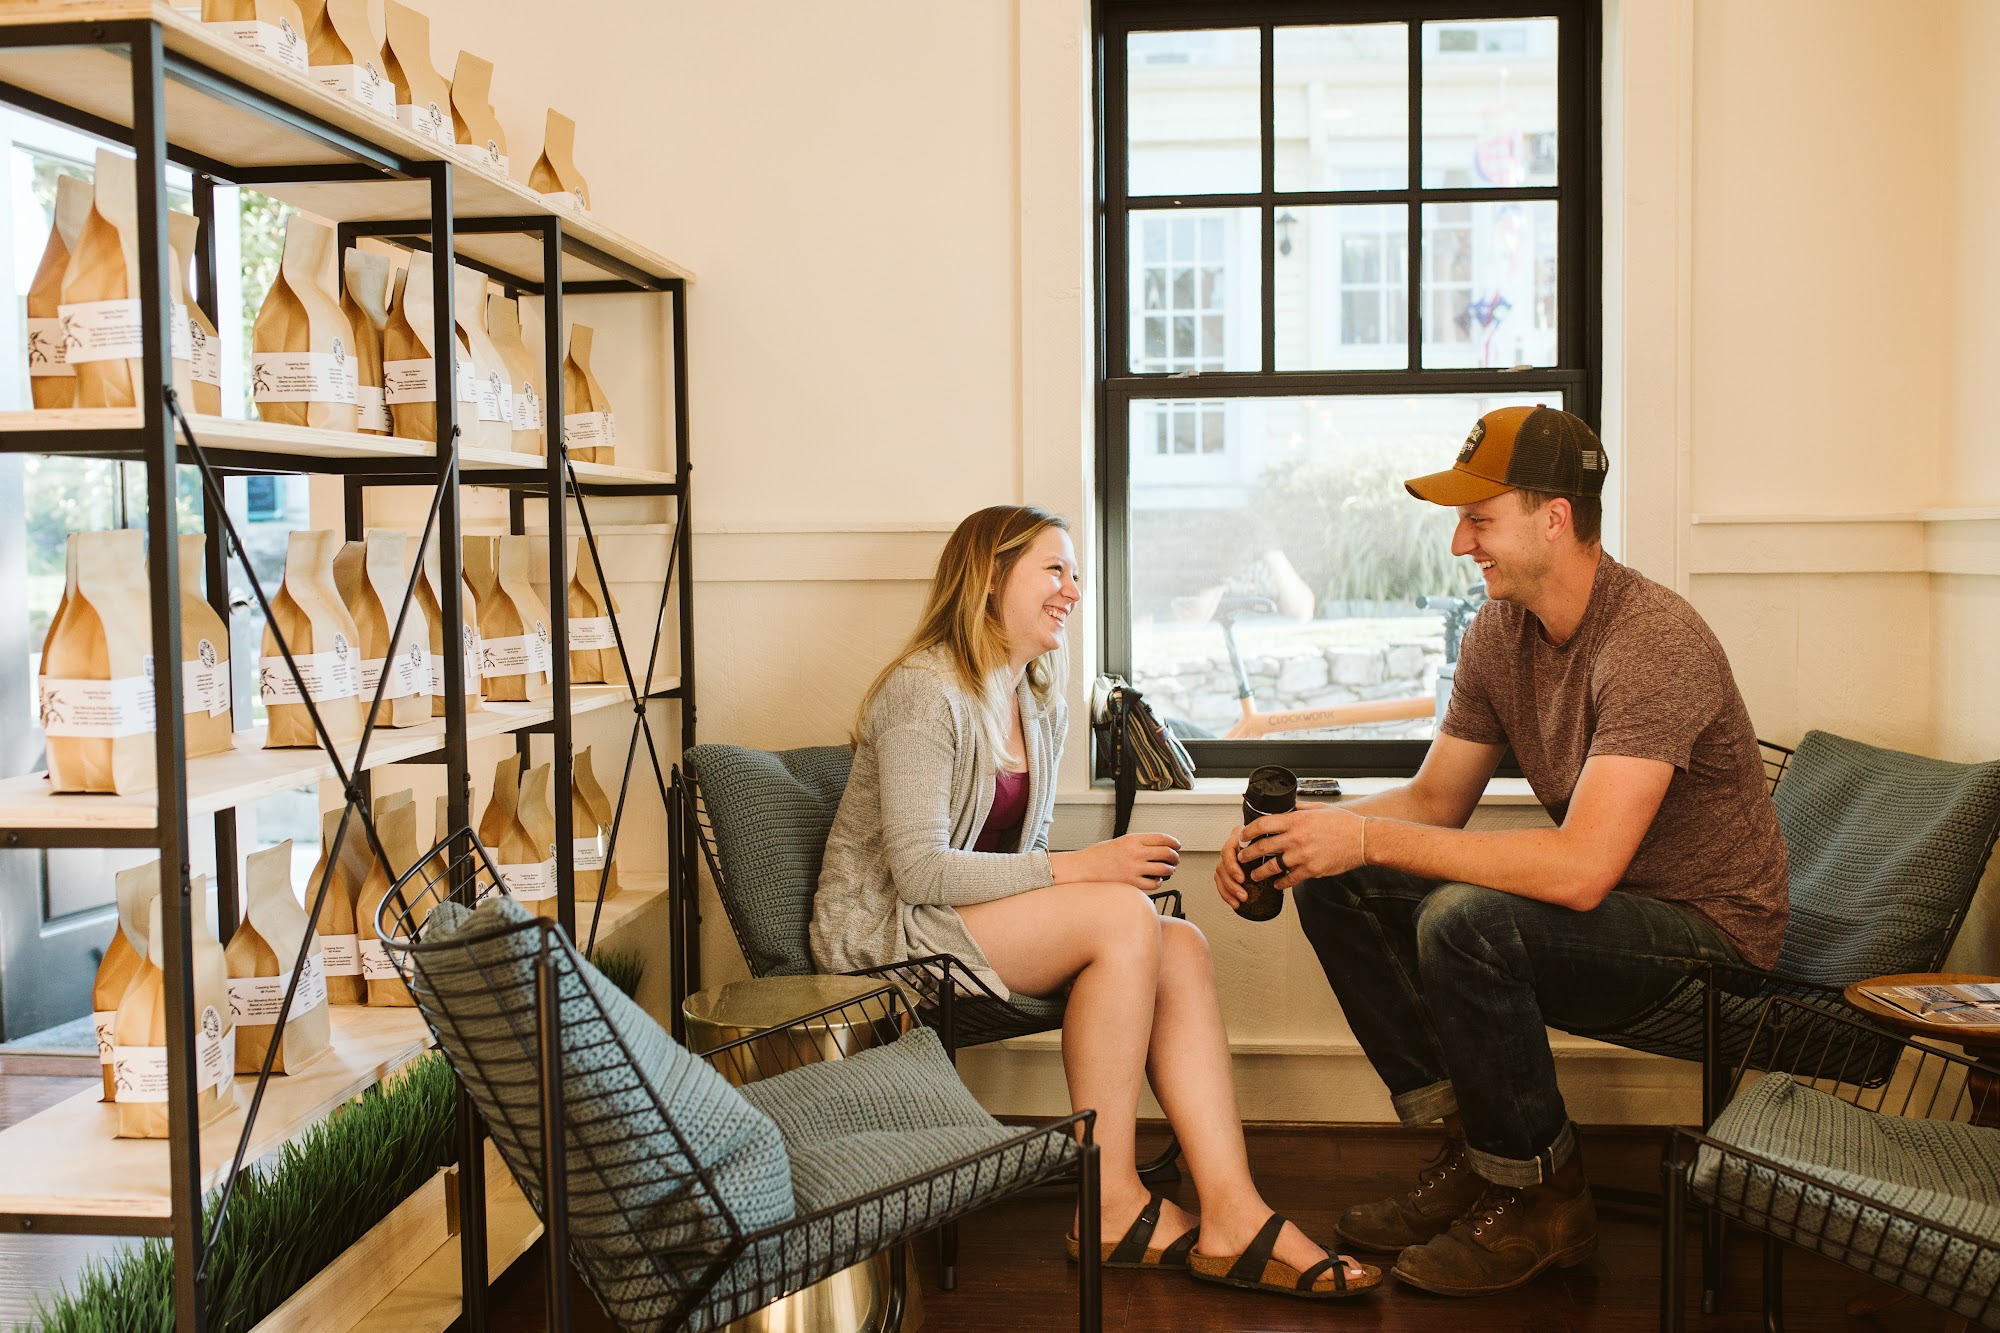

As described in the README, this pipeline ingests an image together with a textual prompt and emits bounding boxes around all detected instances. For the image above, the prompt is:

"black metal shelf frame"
[0,18,695,1333]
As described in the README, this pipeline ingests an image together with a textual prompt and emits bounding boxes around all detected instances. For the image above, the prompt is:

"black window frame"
[1095,0,1601,777]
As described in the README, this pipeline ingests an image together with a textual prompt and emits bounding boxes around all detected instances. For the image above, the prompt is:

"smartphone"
[1296,777,1343,800]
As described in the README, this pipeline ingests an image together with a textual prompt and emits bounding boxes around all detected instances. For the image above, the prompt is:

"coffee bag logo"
[199,639,217,669]
[332,633,350,663]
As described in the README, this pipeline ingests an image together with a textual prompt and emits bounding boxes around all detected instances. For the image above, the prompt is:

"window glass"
[1127,29,1262,195]
[1275,204,1407,371]
[1274,24,1407,192]
[1128,208,1261,374]
[1420,199,1558,368]
[1421,18,1559,189]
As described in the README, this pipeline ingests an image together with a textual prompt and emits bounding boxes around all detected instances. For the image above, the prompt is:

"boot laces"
[1467,1184,1521,1237]
[1410,1138,1466,1199]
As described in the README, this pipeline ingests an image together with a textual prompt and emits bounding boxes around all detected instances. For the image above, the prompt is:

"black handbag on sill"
[1090,676,1195,837]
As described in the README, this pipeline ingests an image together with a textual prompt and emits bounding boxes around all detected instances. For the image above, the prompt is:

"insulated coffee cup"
[1236,764,1296,922]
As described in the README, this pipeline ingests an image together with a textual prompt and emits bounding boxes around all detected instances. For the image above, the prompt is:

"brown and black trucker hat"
[1404,405,1608,506]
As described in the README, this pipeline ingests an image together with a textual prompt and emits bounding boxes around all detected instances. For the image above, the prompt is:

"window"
[1099,2,1599,775]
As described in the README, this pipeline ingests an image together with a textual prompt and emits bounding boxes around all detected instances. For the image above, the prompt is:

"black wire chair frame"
[1660,995,2000,1331]
[376,834,1104,1333]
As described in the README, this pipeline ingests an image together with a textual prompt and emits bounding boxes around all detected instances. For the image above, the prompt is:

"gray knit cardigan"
[810,647,1065,998]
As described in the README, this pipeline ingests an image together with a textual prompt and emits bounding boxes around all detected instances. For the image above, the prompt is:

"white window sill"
[1062,775,1543,806]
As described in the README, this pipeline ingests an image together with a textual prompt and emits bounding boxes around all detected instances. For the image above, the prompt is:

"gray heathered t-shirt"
[1441,554,1790,967]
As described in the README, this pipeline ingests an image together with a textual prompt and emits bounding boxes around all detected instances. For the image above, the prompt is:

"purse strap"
[1113,687,1137,838]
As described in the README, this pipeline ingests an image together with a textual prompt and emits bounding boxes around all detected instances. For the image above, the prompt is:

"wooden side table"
[1843,972,2000,1126]
[684,974,922,1333]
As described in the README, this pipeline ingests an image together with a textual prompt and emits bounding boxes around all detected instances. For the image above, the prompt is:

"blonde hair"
[857,505,1071,764]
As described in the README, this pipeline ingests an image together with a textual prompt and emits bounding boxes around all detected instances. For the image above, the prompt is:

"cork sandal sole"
[1188,1214,1381,1300]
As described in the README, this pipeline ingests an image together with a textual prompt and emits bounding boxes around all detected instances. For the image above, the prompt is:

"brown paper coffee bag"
[179,534,234,760]
[572,746,618,902]
[455,266,511,452]
[465,534,551,702]
[485,293,543,456]
[309,804,371,1004]
[114,873,234,1138]
[253,216,359,431]
[383,251,480,444]
[356,789,419,1005]
[203,0,309,71]
[42,530,156,795]
[567,538,624,686]
[478,754,557,915]
[561,324,616,464]
[261,529,363,748]
[342,249,393,436]
[92,862,159,1101]
[60,150,144,410]
[168,212,224,416]
[28,173,91,409]
[299,0,395,115]
[333,531,429,728]
[416,530,482,715]
[528,110,590,214]
[382,0,453,147]
[227,840,332,1074]
[448,52,509,178]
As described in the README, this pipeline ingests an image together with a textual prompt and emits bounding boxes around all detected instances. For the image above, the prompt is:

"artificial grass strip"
[587,945,644,999]
[26,1052,459,1333]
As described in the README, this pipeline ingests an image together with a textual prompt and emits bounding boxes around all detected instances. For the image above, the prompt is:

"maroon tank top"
[973,768,1031,853]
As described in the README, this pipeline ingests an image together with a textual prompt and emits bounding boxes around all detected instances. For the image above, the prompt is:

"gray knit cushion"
[1773,730,2000,984]
[1693,1072,2000,1326]
[414,898,794,1325]
[738,1026,998,1144]
[688,744,854,977]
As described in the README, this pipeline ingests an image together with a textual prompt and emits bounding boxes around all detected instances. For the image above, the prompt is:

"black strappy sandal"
[1187,1214,1382,1299]
[1064,1190,1201,1270]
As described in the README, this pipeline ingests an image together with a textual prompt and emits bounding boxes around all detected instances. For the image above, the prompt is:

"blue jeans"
[1294,867,1741,1187]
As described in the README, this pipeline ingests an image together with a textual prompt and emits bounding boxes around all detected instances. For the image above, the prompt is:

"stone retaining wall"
[1135,638,1445,737]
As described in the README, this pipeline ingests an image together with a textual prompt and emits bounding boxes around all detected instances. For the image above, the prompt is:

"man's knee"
[1415,881,1521,957]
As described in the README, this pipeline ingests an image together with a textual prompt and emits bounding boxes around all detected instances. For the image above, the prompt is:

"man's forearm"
[1337,783,1462,828]
[1361,817,1605,910]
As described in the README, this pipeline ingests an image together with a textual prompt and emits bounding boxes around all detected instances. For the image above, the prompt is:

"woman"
[812,504,1375,1300]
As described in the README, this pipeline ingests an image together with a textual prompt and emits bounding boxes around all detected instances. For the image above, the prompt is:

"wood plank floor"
[0,1073,129,1330]
[486,1124,1960,1332]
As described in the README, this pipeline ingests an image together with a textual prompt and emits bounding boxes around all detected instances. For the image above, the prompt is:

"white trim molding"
[1689,509,2000,577]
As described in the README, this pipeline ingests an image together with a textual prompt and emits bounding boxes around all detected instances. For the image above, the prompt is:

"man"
[1214,405,1788,1297]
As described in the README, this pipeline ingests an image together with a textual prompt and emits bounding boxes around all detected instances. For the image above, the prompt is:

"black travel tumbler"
[1236,765,1297,922]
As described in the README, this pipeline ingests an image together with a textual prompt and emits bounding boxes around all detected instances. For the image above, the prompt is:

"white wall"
[388,0,2000,1119]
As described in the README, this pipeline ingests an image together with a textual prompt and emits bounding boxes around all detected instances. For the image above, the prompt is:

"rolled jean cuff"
[1390,1079,1458,1129]
[1465,1120,1578,1188]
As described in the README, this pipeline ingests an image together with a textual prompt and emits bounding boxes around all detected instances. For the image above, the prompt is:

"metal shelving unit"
[0,8,694,1330]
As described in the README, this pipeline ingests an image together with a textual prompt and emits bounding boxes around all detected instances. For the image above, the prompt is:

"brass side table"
[1844,971,2000,1128]
[685,974,923,1333]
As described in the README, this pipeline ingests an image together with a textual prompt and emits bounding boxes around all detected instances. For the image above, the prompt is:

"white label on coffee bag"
[454,141,510,176]
[253,347,358,404]
[321,933,360,977]
[564,411,613,450]
[28,317,73,377]
[454,357,477,406]
[210,18,308,70]
[58,299,145,364]
[114,1046,169,1103]
[475,368,506,422]
[229,953,329,1022]
[356,384,391,433]
[184,639,230,718]
[540,189,589,215]
[189,321,222,387]
[314,63,398,116]
[501,858,557,901]
[172,2,201,15]
[170,304,192,364]
[40,670,157,739]
[258,639,359,705]
[382,358,434,404]
[94,1011,117,1064]
[573,835,606,871]
[359,937,399,982]
[480,634,537,677]
[197,1005,232,1093]
[514,383,542,431]
[568,616,617,651]
[397,99,456,147]
[531,619,553,675]
[359,642,425,702]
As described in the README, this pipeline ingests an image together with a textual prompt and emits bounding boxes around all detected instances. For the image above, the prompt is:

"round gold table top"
[684,973,895,1030]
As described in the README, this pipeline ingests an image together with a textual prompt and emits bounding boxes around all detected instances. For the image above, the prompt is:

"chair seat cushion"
[1693,1072,2000,1325]
[738,1027,997,1144]
[414,898,794,1326]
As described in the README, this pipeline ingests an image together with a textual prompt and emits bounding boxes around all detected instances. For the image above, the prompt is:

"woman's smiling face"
[996,526,1081,665]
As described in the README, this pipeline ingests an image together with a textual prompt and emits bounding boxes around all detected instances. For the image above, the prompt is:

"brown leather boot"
[1335,1135,1486,1253]
[1389,1152,1598,1297]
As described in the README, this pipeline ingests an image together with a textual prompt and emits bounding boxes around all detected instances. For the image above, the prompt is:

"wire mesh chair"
[1661,995,2000,1331]
[376,831,1103,1333]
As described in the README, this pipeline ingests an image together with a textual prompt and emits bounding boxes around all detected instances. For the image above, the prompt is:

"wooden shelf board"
[352,1141,540,1333]
[0,680,679,829]
[0,411,678,486]
[0,1006,432,1222]
[0,4,692,287]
